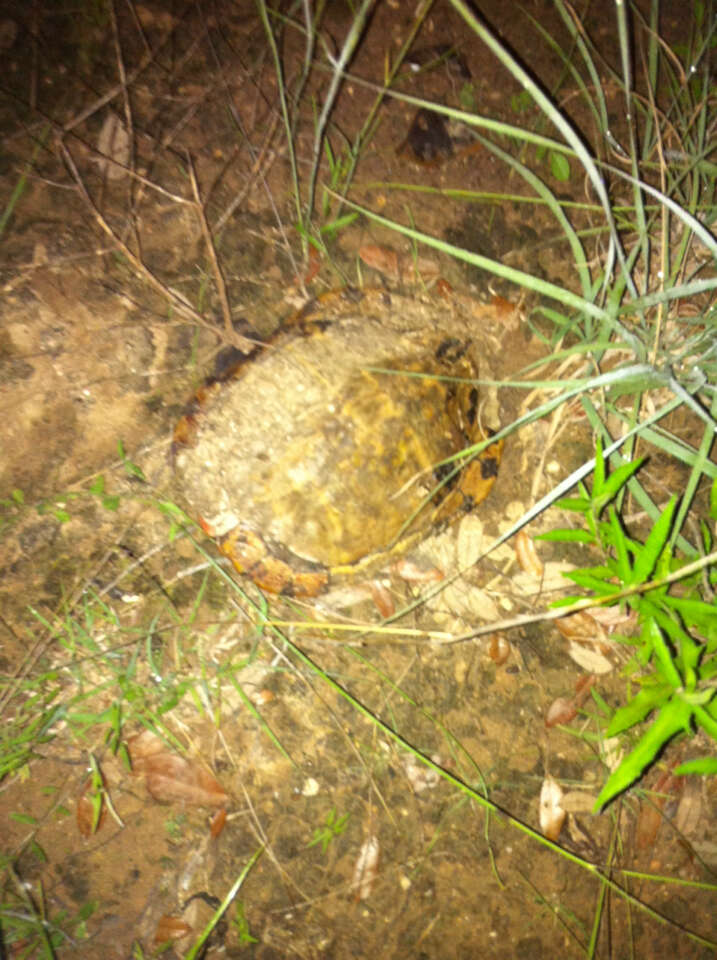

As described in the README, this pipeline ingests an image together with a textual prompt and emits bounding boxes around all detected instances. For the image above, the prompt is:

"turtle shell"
[173,288,502,597]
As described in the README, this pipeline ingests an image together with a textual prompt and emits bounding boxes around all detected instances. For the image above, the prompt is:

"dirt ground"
[1,0,715,957]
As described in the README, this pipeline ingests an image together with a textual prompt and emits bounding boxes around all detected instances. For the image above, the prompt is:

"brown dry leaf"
[490,294,522,327]
[209,807,228,839]
[566,640,614,675]
[674,778,702,836]
[539,775,566,842]
[487,633,511,665]
[301,244,322,285]
[128,731,229,808]
[509,561,577,597]
[556,611,615,674]
[352,836,380,901]
[359,245,400,280]
[405,256,441,282]
[545,697,577,728]
[635,770,684,850]
[589,605,639,634]
[574,674,598,705]
[440,581,500,623]
[515,529,544,579]
[127,728,165,761]
[143,754,228,807]
[154,914,193,946]
[555,610,608,646]
[358,244,440,285]
[635,800,664,850]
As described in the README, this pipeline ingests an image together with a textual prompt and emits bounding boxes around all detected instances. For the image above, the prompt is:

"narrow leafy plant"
[539,439,717,809]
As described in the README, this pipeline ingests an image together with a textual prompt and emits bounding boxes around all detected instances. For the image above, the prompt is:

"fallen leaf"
[143,755,228,807]
[636,768,684,849]
[566,640,614,675]
[154,915,193,946]
[635,801,663,850]
[359,244,400,280]
[545,697,577,728]
[303,245,322,284]
[589,605,639,634]
[487,633,511,665]
[490,294,521,328]
[128,729,167,760]
[674,778,702,836]
[128,731,229,808]
[556,611,616,673]
[574,674,598,705]
[539,774,566,841]
[358,244,439,284]
[555,610,608,646]
[515,529,544,579]
[352,836,380,900]
[209,807,227,839]
[600,736,623,773]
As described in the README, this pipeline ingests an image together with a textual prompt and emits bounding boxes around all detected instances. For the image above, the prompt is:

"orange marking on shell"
[392,557,444,583]
[219,528,328,597]
[198,516,215,536]
[435,277,454,298]
[369,579,395,618]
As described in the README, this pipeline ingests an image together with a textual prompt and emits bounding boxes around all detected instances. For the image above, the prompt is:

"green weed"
[539,439,717,808]
[307,807,350,854]
[232,900,259,947]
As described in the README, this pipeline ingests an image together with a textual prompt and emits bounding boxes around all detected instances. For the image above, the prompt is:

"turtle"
[172,287,503,599]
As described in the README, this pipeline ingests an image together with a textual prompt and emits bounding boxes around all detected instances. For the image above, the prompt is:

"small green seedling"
[307,807,350,854]
[232,900,258,946]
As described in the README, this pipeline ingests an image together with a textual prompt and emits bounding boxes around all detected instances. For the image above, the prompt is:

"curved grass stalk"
[447,0,632,301]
